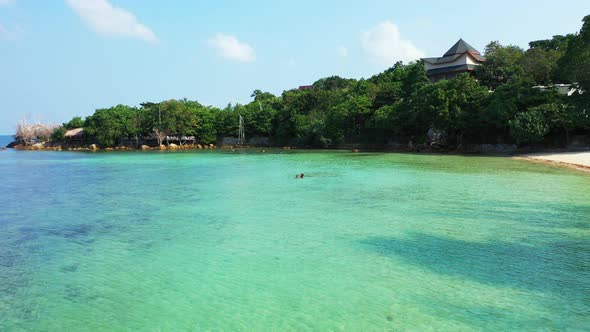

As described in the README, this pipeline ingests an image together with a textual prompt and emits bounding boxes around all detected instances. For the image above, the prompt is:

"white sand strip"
[516,151,590,172]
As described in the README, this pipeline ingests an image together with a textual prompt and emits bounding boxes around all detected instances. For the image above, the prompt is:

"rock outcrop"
[11,141,218,152]
[32,142,45,150]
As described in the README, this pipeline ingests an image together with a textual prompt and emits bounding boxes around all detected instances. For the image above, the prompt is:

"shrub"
[509,109,549,145]
[51,126,66,141]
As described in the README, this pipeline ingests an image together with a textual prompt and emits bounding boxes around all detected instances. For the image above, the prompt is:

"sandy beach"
[518,151,590,172]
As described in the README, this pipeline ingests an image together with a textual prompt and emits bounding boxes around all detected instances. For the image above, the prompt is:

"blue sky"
[0,0,589,134]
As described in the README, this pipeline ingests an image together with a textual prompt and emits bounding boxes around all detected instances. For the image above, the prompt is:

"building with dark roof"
[421,39,486,82]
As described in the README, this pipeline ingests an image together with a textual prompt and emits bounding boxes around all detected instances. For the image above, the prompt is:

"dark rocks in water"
[6,141,17,148]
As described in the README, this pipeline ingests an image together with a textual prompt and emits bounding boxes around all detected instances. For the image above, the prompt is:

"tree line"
[49,15,589,148]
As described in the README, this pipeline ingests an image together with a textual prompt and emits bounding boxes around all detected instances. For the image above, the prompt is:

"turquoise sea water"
[0,149,589,331]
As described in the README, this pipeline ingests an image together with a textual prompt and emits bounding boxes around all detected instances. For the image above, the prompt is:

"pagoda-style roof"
[425,64,480,76]
[444,39,480,56]
[421,39,486,81]
[421,39,485,65]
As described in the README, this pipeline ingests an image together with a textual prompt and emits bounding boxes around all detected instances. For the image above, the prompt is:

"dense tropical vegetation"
[44,16,590,148]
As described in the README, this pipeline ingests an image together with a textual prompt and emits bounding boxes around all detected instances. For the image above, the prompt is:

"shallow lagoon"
[1,149,589,330]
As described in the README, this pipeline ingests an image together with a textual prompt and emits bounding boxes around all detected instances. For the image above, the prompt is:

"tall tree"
[63,116,85,129]
[522,34,575,85]
[520,47,562,85]
[558,15,590,92]
[476,41,525,90]
[84,105,139,147]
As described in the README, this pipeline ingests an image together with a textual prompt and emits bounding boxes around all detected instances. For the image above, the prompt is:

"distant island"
[8,16,589,154]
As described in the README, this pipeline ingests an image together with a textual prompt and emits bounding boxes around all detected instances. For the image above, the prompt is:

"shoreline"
[513,152,590,173]
[6,139,590,163]
[5,140,590,174]
[3,143,506,155]
[7,142,219,152]
[4,139,520,155]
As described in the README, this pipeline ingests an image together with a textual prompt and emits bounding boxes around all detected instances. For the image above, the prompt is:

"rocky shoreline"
[5,141,589,165]
[6,140,504,154]
[8,141,220,152]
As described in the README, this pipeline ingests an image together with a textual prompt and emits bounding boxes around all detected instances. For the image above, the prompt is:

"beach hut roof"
[65,128,84,137]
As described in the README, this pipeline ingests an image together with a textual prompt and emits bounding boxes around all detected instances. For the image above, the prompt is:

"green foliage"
[566,95,590,130]
[481,78,560,141]
[520,34,576,85]
[401,61,430,100]
[237,102,276,137]
[558,15,590,94]
[476,41,525,90]
[51,126,66,141]
[159,100,201,137]
[538,103,572,132]
[529,34,575,51]
[84,105,140,147]
[377,73,489,143]
[67,18,589,149]
[312,76,356,91]
[63,116,85,129]
[216,104,239,137]
[509,109,549,145]
[520,48,562,85]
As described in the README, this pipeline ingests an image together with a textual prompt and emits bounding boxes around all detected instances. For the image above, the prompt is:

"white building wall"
[424,54,477,71]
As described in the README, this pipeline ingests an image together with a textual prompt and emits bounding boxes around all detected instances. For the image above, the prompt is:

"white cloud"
[360,21,424,65]
[65,0,158,43]
[208,33,256,63]
[338,46,348,57]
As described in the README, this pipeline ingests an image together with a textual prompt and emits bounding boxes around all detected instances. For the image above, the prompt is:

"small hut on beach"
[64,128,85,142]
